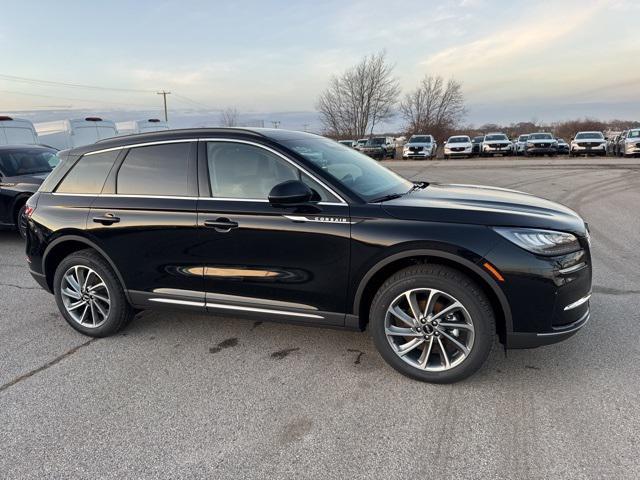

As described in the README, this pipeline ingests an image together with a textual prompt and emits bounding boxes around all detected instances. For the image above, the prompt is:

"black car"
[0,145,58,237]
[25,129,592,383]
[471,136,484,156]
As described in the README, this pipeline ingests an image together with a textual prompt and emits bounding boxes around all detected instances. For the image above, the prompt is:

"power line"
[0,73,155,93]
[0,89,160,109]
[172,93,215,110]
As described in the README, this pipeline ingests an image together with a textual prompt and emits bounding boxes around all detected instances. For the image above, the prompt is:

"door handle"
[92,213,120,225]
[204,218,238,232]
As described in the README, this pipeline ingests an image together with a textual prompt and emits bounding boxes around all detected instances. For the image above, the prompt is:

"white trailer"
[34,117,118,150]
[0,116,39,145]
[116,118,169,136]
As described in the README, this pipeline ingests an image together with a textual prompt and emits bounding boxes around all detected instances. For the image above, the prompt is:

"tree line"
[316,51,465,140]
[316,51,638,141]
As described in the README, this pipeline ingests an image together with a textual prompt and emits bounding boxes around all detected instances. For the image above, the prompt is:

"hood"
[484,139,511,145]
[529,138,557,144]
[4,171,50,184]
[381,183,586,235]
[405,142,432,148]
[446,142,472,147]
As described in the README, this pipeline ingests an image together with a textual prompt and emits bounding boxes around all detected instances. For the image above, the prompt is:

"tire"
[15,203,28,239]
[54,249,134,337]
[369,264,495,383]
[444,154,449,160]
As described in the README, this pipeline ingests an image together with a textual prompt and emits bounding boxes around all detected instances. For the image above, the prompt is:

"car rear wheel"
[54,249,134,337]
[370,264,495,383]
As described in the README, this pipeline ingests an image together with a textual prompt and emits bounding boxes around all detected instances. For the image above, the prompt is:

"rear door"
[88,141,203,308]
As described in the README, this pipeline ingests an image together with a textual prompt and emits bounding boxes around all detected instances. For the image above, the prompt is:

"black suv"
[25,129,592,383]
[0,145,58,237]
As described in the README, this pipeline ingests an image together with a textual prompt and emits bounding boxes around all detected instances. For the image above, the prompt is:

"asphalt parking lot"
[1,156,639,479]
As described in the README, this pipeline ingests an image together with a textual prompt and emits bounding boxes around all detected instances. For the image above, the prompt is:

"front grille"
[489,143,506,148]
[577,142,594,147]
[536,143,550,148]
[409,146,423,152]
[451,147,465,152]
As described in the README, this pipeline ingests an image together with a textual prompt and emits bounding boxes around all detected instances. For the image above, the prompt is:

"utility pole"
[157,90,171,122]
[271,120,280,129]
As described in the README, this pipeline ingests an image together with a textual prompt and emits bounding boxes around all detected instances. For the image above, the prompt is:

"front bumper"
[403,149,433,159]
[483,235,592,349]
[571,144,606,154]
[526,146,558,154]
[444,147,472,156]
[624,142,640,155]
[362,148,385,159]
[483,145,512,155]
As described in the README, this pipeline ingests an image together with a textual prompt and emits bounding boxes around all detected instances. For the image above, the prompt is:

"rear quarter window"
[55,150,119,194]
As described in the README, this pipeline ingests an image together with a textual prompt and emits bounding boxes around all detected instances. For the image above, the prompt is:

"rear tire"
[15,203,28,239]
[370,264,495,383]
[54,249,134,337]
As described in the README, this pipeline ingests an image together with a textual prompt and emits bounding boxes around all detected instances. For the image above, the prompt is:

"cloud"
[421,1,605,74]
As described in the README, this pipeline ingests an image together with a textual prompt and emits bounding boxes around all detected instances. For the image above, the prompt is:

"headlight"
[493,227,581,256]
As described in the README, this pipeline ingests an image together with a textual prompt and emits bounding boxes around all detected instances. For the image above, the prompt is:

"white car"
[481,132,513,157]
[444,135,472,159]
[570,131,607,157]
[620,128,640,157]
[402,134,437,160]
[514,134,530,156]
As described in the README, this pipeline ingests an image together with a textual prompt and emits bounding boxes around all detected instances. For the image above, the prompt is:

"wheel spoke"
[418,336,434,368]
[405,291,422,322]
[92,293,110,305]
[397,338,425,356]
[438,321,474,332]
[385,325,423,337]
[437,336,451,368]
[93,300,107,319]
[90,302,98,326]
[67,299,87,311]
[74,266,86,292]
[65,273,81,294]
[389,305,417,327]
[437,329,470,355]
[82,269,94,291]
[424,289,439,317]
[61,287,82,300]
[79,304,89,324]
[431,302,462,322]
[88,282,106,292]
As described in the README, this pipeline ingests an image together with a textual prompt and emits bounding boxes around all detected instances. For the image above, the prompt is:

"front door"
[195,140,350,325]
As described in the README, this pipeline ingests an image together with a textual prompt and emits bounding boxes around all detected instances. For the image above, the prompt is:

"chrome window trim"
[80,137,348,205]
[84,139,195,156]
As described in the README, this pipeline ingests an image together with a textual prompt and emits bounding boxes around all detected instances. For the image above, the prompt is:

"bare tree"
[400,75,466,140]
[219,107,239,127]
[317,51,400,138]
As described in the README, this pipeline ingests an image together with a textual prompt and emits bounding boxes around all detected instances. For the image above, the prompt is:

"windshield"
[575,132,604,140]
[409,136,431,144]
[629,130,640,138]
[0,148,58,177]
[472,136,483,143]
[518,135,529,142]
[485,134,508,141]
[529,133,553,140]
[282,137,413,201]
[448,137,470,143]
[367,137,385,146]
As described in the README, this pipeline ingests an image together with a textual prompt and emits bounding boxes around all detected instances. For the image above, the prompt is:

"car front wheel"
[54,249,134,337]
[370,264,495,383]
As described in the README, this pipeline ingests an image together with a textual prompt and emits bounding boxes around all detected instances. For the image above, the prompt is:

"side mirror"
[268,180,313,205]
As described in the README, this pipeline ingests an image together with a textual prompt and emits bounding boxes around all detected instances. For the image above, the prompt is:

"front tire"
[16,203,28,239]
[370,264,495,383]
[54,249,134,337]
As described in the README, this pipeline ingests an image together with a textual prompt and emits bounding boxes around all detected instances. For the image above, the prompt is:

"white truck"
[0,116,39,145]
[116,118,170,136]
[34,117,117,150]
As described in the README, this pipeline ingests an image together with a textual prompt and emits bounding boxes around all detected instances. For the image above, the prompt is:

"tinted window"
[56,151,118,194]
[448,137,470,143]
[0,148,57,177]
[485,134,508,141]
[409,136,432,143]
[575,132,604,140]
[117,143,191,196]
[207,142,299,200]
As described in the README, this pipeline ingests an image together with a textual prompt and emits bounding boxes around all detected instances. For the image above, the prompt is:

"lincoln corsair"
[25,128,592,383]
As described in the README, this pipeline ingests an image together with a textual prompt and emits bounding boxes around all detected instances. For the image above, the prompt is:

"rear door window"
[117,143,192,196]
[56,150,119,194]
[4,127,37,144]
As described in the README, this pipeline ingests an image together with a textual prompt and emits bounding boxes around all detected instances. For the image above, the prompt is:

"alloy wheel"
[60,265,111,328]
[385,288,475,372]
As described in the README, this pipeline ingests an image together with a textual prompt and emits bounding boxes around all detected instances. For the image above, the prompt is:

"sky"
[1,0,639,131]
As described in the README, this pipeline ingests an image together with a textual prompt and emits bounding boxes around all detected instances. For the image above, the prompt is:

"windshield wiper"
[370,192,404,203]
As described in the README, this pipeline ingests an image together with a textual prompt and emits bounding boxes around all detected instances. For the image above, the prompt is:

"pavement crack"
[0,282,42,291]
[0,339,97,394]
